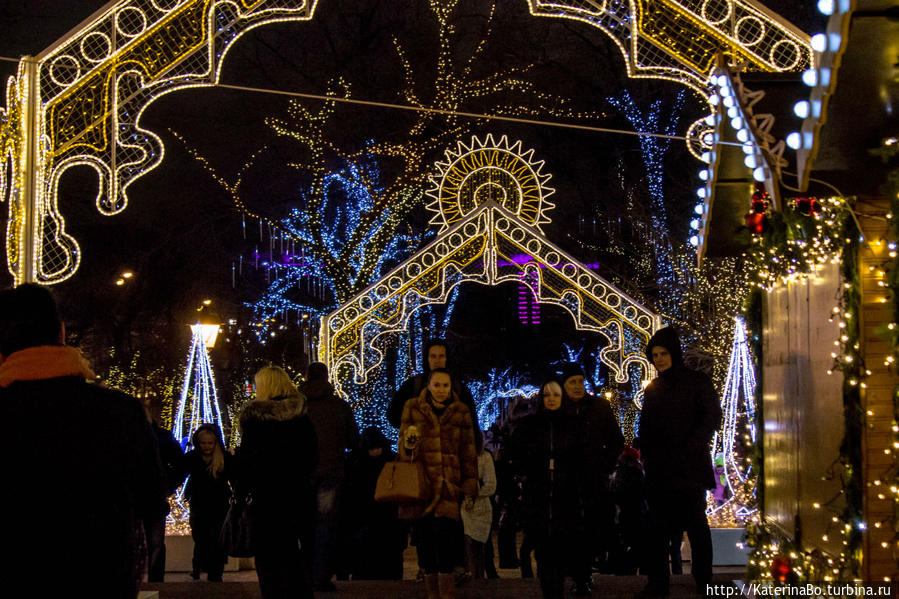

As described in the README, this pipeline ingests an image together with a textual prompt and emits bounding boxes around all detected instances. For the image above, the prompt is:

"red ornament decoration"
[770,556,794,583]
[746,185,770,234]
[793,196,821,215]
[745,212,766,234]
[751,188,770,214]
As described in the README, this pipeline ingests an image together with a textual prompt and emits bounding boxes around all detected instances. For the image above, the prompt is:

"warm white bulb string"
[0,51,749,150]
[781,169,867,245]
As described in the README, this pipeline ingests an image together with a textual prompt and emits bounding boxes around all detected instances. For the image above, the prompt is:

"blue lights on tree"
[248,152,413,338]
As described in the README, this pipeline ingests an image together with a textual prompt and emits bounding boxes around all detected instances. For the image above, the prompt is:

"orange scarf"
[0,346,96,388]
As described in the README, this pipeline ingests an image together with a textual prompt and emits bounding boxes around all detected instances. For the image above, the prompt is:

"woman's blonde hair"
[192,424,225,478]
[254,365,300,401]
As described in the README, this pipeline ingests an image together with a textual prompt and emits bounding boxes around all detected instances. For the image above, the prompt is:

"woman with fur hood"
[509,379,587,599]
[398,367,478,599]
[237,366,318,599]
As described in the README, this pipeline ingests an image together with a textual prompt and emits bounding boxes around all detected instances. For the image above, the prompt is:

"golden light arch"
[319,198,663,397]
[320,133,662,397]
[0,0,811,285]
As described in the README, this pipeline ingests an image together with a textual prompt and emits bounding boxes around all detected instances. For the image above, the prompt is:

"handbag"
[374,451,428,503]
[219,492,254,558]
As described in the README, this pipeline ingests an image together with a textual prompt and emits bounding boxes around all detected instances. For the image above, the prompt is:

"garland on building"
[872,137,899,566]
[741,196,864,582]
[742,191,848,291]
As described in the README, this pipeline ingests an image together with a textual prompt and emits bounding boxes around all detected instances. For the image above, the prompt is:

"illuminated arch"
[1,0,811,284]
[526,0,812,94]
[319,200,662,396]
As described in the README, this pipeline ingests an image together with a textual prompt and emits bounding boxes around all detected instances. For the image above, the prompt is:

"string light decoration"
[0,0,319,284]
[172,323,224,445]
[518,266,541,324]
[707,316,758,526]
[609,90,684,240]
[468,368,539,431]
[744,195,849,290]
[100,349,182,431]
[174,1,614,334]
[714,317,757,482]
[426,134,555,233]
[741,210,874,582]
[693,66,787,255]
[608,90,685,281]
[1,0,812,285]
[320,135,661,399]
[566,200,751,396]
[526,0,812,96]
[165,321,228,535]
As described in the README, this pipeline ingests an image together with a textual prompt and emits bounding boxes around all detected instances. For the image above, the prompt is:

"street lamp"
[115,270,134,286]
[192,301,221,348]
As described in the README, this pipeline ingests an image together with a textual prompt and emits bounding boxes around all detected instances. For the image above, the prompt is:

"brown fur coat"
[397,389,478,520]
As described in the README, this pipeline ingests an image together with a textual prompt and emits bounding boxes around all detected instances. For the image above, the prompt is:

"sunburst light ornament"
[426,134,555,232]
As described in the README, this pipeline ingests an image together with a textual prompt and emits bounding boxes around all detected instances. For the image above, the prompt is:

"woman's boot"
[425,573,439,599]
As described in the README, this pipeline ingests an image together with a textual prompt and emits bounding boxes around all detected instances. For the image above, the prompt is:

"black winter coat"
[343,446,405,544]
[637,366,721,492]
[301,379,358,479]
[1,375,167,598]
[183,450,233,518]
[565,393,624,492]
[509,409,586,536]
[152,422,186,499]
[237,395,318,519]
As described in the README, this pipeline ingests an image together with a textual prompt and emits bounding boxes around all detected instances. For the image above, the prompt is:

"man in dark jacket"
[300,361,358,592]
[0,284,167,597]
[560,362,624,594]
[387,339,477,429]
[636,327,722,598]
[142,398,187,582]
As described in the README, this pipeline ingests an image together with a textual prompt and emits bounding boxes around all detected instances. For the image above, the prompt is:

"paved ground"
[143,542,746,598]
[142,573,743,598]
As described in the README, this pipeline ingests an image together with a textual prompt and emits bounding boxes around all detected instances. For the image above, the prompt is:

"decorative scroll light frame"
[320,133,661,396]
[1,0,811,285]
[1,0,319,285]
[319,200,662,395]
[527,0,812,95]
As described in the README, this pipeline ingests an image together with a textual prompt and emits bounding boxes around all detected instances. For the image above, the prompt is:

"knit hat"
[306,361,329,383]
[559,362,584,384]
[645,326,684,367]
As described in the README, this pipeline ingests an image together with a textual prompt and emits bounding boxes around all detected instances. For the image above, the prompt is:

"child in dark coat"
[610,446,648,575]
[184,423,232,581]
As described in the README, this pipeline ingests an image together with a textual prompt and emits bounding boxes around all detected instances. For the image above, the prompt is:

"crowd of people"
[0,283,722,599]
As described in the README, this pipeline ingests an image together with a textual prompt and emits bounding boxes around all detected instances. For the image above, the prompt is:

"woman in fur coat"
[398,367,478,599]
[237,366,318,599]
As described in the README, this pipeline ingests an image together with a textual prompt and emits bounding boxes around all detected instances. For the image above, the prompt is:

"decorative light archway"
[319,134,662,396]
[0,0,811,285]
